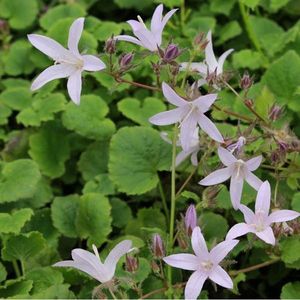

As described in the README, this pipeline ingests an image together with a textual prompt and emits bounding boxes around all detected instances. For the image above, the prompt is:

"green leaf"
[4,40,35,75]
[0,279,33,298]
[109,127,172,195]
[117,97,166,127]
[270,0,291,12]
[31,284,74,299]
[62,95,116,140]
[0,0,38,29]
[217,21,242,44]
[29,122,71,178]
[292,192,300,211]
[262,51,300,108]
[94,21,123,41]
[0,263,7,283]
[0,103,11,125]
[209,0,236,16]
[184,17,216,38]
[83,174,116,196]
[0,159,41,203]
[280,236,300,265]
[110,198,132,229]
[232,49,265,70]
[40,4,86,30]
[76,193,112,246]
[200,212,229,242]
[0,208,33,234]
[78,141,109,181]
[2,232,46,262]
[254,86,275,119]
[0,87,32,111]
[240,0,261,9]
[114,0,153,10]
[281,282,300,299]
[51,195,80,238]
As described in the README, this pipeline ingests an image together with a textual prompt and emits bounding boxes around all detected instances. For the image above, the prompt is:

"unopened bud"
[268,104,283,121]
[177,234,189,250]
[194,32,209,51]
[125,255,139,273]
[119,52,134,68]
[184,205,197,236]
[105,37,116,54]
[0,19,8,32]
[151,260,160,273]
[278,141,288,152]
[240,71,253,90]
[163,44,180,62]
[244,98,253,108]
[152,234,165,258]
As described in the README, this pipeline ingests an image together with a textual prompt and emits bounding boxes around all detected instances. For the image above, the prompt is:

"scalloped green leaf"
[0,159,41,203]
[62,95,116,140]
[280,236,300,265]
[94,21,123,41]
[109,127,172,195]
[0,87,32,111]
[281,282,300,299]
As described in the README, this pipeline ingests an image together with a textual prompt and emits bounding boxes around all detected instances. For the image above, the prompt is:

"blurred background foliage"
[0,0,300,298]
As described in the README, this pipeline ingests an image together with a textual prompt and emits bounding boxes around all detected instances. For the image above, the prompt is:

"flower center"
[200,260,213,272]
[179,104,198,128]
[234,159,245,180]
[251,211,266,232]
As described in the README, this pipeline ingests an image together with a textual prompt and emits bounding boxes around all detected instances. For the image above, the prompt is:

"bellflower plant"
[28,18,106,104]
[199,147,263,209]
[115,4,177,52]
[53,240,132,283]
[149,82,224,151]
[164,227,239,299]
[226,181,300,245]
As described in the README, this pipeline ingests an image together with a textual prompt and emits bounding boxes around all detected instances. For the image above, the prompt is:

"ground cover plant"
[0,0,300,298]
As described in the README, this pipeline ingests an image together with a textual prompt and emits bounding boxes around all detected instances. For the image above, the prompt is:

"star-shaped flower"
[53,240,132,283]
[115,4,177,52]
[164,227,238,300]
[149,82,224,151]
[28,18,106,105]
[226,181,300,245]
[199,147,263,210]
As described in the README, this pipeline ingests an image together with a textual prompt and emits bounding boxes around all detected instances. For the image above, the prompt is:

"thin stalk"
[175,166,197,198]
[274,175,279,207]
[158,175,170,224]
[108,287,117,300]
[12,260,21,278]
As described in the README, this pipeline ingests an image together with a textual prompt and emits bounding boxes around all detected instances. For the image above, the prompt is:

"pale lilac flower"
[180,30,233,84]
[227,136,246,155]
[53,240,132,283]
[185,204,197,236]
[115,4,177,52]
[199,147,263,210]
[28,18,106,105]
[164,227,238,299]
[149,82,224,151]
[226,181,300,245]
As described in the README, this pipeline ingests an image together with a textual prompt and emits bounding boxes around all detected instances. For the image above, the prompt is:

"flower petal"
[255,226,275,245]
[115,35,143,46]
[191,226,209,259]
[149,106,186,126]
[209,265,233,289]
[246,155,262,171]
[199,167,232,186]
[268,210,300,224]
[27,34,70,61]
[163,254,199,271]
[161,8,178,29]
[67,70,82,105]
[185,271,208,300]
[127,20,143,31]
[31,64,76,91]
[162,82,187,107]
[191,151,199,166]
[176,150,191,167]
[226,223,252,240]
[180,62,207,74]
[210,239,239,264]
[230,177,244,210]
[150,4,163,37]
[198,114,224,143]
[133,28,158,51]
[82,55,106,71]
[216,48,234,75]
[205,30,218,72]
[180,111,198,151]
[239,204,255,224]
[218,147,237,166]
[68,17,84,55]
[255,181,271,215]
[245,171,263,190]
[193,93,217,113]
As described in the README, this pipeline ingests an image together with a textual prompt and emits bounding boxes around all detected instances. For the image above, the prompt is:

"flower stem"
[158,174,170,224]
[108,287,117,300]
[167,125,178,292]
[12,260,21,278]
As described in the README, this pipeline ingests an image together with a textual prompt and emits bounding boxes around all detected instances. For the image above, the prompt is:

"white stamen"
[92,244,100,260]
[137,15,147,28]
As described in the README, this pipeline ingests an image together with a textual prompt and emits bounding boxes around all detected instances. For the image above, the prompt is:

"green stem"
[12,260,21,278]
[158,175,170,224]
[108,287,117,300]
[180,0,185,29]
[167,125,178,293]
[274,175,279,207]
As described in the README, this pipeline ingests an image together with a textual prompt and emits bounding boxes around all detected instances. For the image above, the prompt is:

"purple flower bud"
[152,234,165,258]
[240,71,253,90]
[268,104,283,121]
[104,37,116,54]
[119,52,134,68]
[278,141,288,152]
[163,44,180,62]
[244,98,253,108]
[125,254,139,273]
[184,205,197,236]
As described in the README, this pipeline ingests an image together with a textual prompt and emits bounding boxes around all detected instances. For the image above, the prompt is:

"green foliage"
[0,209,33,234]
[281,282,300,299]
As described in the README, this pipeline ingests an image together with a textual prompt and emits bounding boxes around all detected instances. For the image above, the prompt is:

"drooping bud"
[240,71,253,90]
[244,98,253,108]
[125,254,139,273]
[184,204,197,236]
[193,32,209,51]
[163,44,180,63]
[268,104,283,121]
[151,234,165,258]
[104,37,116,54]
[119,52,134,69]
